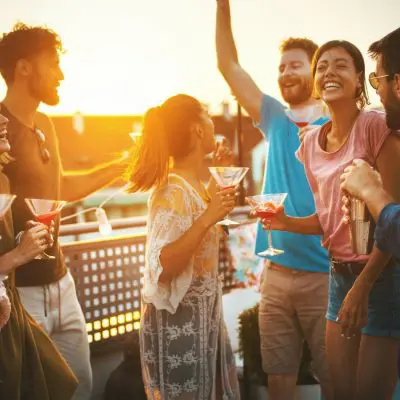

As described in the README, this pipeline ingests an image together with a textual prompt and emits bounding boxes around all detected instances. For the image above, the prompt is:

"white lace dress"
[140,174,240,400]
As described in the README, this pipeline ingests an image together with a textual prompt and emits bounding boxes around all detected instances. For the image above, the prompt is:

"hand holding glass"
[24,198,66,260]
[246,193,287,256]
[209,166,249,226]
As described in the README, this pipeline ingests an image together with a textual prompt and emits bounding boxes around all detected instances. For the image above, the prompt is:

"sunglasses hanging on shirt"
[33,128,51,164]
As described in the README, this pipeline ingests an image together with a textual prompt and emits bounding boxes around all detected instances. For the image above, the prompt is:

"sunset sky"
[1,0,399,115]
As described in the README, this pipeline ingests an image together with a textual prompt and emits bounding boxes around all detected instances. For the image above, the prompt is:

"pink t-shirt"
[296,110,391,262]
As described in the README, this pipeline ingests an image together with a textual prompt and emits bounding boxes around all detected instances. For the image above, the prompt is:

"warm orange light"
[133,311,140,320]
[102,318,110,328]
[111,328,118,337]
[126,312,133,322]
[87,311,142,343]
[118,325,126,335]
[94,321,101,331]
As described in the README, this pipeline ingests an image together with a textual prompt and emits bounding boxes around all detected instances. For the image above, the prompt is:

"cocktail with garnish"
[24,198,66,259]
[246,193,287,256]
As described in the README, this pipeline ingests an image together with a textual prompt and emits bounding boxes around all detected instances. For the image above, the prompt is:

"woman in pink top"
[264,41,400,399]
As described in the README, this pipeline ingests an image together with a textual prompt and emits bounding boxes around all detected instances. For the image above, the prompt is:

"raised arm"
[216,0,263,122]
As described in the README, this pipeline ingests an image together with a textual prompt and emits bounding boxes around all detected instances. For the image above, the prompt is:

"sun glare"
[1,0,397,115]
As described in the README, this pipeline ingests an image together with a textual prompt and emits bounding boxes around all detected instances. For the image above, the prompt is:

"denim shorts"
[327,261,400,337]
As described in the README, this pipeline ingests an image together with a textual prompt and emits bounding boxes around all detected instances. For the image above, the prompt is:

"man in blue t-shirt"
[216,1,332,398]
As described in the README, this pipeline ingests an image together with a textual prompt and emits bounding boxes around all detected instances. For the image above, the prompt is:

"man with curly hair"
[0,23,126,400]
[215,1,332,398]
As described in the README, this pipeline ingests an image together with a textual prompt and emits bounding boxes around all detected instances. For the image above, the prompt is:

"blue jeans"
[327,262,400,337]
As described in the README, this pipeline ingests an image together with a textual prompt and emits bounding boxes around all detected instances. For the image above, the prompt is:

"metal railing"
[61,206,252,354]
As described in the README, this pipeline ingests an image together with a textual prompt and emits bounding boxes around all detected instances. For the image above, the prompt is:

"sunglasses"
[34,128,51,164]
[368,72,390,90]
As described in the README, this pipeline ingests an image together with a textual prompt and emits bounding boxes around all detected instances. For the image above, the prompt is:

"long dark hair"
[126,94,204,192]
[311,40,370,109]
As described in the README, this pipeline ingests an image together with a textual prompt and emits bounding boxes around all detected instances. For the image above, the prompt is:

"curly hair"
[280,37,319,63]
[0,22,64,84]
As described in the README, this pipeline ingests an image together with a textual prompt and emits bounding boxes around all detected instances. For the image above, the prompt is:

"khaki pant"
[259,261,329,381]
[18,272,92,400]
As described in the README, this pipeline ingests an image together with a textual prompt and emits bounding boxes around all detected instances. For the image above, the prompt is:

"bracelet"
[15,231,24,244]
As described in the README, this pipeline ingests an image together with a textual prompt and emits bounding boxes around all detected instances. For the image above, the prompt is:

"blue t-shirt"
[375,203,400,261]
[255,94,330,273]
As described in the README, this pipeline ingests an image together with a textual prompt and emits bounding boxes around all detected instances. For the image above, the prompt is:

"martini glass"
[25,198,67,260]
[208,166,249,226]
[0,194,16,240]
[246,193,287,256]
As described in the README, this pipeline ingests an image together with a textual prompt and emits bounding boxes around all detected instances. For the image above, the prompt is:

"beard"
[279,76,313,106]
[384,89,400,130]
[28,76,60,106]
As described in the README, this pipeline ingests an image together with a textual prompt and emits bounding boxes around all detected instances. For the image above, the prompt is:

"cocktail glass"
[246,193,287,256]
[208,166,249,226]
[25,198,67,260]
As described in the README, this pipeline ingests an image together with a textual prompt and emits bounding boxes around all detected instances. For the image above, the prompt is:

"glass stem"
[266,221,273,250]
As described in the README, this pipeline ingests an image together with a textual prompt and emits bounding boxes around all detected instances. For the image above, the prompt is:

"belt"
[330,259,365,276]
[269,262,303,274]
